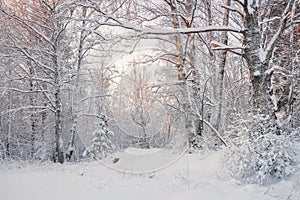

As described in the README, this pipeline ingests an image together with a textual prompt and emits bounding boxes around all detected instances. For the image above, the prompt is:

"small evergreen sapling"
[84,115,115,160]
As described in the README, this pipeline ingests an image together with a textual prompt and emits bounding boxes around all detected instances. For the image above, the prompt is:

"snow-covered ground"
[0,148,299,200]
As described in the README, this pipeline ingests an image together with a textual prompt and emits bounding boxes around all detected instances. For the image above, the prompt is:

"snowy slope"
[0,148,299,200]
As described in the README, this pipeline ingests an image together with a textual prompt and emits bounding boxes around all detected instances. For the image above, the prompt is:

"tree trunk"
[243,6,269,111]
[212,0,231,133]
[29,64,37,158]
[169,0,197,147]
[6,66,12,158]
[243,0,295,123]
[66,114,77,161]
[244,0,295,130]
[66,6,87,161]
[53,52,64,164]
[54,84,64,163]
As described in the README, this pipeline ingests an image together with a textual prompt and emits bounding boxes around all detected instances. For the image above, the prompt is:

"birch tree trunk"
[29,64,37,158]
[66,6,87,161]
[167,0,197,147]
[53,51,64,164]
[6,66,12,158]
[212,0,231,133]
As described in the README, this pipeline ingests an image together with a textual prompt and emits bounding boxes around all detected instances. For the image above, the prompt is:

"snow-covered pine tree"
[84,115,115,160]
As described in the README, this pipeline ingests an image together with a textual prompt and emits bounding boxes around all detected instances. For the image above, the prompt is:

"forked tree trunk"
[66,6,87,161]
[168,0,197,147]
[243,0,295,116]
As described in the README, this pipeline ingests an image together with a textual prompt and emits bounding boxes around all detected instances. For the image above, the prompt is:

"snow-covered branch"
[261,0,295,62]
[0,106,49,116]
[139,26,245,36]
[0,7,54,47]
[220,4,243,16]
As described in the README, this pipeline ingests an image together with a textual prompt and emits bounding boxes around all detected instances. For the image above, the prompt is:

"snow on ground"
[0,148,299,200]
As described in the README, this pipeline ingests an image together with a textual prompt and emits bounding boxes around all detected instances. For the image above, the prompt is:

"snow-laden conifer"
[84,115,115,160]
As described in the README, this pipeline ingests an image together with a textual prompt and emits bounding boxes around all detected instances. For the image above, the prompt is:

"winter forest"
[0,0,300,199]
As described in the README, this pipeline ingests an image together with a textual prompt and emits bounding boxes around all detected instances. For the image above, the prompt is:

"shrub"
[222,113,296,185]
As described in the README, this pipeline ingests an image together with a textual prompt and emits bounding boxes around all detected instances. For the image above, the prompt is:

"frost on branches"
[222,113,296,185]
[84,115,115,160]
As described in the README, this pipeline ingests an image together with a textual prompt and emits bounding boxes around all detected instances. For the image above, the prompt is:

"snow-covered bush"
[223,112,296,185]
[84,115,115,160]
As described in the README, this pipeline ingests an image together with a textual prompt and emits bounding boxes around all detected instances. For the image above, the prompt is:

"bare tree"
[0,0,75,163]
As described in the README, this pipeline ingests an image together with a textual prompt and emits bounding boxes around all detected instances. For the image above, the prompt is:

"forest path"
[0,148,299,200]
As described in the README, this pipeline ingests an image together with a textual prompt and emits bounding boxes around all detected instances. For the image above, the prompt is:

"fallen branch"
[202,119,228,146]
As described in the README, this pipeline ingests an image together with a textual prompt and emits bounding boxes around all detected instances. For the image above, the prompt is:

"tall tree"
[0,0,74,163]
[242,0,295,114]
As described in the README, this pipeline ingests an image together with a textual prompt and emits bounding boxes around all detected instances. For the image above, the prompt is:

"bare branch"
[263,0,295,62]
[220,4,243,16]
[140,25,245,35]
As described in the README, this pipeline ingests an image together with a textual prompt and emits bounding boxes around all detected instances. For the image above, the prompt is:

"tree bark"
[243,3,268,111]
[212,0,231,133]
[29,64,37,158]
[169,0,197,147]
[66,6,87,161]
[6,66,12,158]
[243,0,295,114]
[53,48,64,164]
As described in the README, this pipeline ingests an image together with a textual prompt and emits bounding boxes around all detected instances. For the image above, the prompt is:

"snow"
[270,94,278,110]
[0,148,299,200]
[254,70,261,76]
[259,48,267,62]
[247,0,255,15]
[140,25,243,35]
